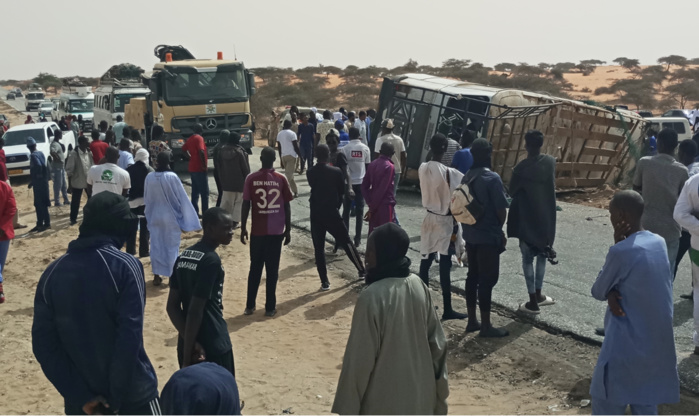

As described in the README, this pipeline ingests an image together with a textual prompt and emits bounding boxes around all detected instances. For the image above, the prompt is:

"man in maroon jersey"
[240,147,293,317]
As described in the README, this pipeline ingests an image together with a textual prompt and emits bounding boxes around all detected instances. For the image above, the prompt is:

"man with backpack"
[418,133,467,321]
[507,130,557,314]
[461,138,510,337]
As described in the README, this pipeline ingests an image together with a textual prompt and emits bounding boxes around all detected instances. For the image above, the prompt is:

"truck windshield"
[3,128,46,146]
[69,100,94,113]
[27,93,45,100]
[164,68,248,105]
[114,93,146,112]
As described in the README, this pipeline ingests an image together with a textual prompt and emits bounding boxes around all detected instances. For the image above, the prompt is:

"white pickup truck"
[3,122,76,177]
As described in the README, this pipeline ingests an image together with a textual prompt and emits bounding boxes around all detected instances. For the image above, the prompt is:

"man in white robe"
[418,134,467,321]
[144,152,201,286]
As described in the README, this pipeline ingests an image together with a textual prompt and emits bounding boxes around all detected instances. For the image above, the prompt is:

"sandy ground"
[2,178,699,415]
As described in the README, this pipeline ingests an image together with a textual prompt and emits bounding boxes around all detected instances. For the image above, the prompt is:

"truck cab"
[25,88,46,112]
[130,45,256,163]
[53,84,94,133]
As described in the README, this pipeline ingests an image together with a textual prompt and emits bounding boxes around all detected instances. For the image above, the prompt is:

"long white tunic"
[144,171,201,276]
[418,161,464,257]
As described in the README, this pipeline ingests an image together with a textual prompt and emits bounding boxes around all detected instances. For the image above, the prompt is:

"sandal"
[537,295,556,306]
[153,275,163,286]
[518,302,541,315]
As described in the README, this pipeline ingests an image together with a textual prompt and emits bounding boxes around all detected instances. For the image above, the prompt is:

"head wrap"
[334,120,345,131]
[26,137,36,146]
[134,148,149,164]
[79,192,137,241]
[365,223,412,284]
[161,362,241,415]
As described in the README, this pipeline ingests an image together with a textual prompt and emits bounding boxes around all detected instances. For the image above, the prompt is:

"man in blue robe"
[28,137,51,232]
[590,190,680,415]
[144,152,201,286]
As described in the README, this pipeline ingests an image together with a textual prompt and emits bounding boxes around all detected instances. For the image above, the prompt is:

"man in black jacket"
[507,130,557,314]
[307,144,366,291]
[32,192,160,415]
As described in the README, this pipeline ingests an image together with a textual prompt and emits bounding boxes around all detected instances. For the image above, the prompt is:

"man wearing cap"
[374,119,407,196]
[32,192,161,415]
[27,137,51,232]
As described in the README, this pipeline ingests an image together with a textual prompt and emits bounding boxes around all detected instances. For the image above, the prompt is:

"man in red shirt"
[182,124,209,215]
[0,179,17,303]
[0,136,7,183]
[89,130,109,165]
[240,147,293,317]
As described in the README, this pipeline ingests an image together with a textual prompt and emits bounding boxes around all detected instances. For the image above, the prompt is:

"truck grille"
[171,114,249,132]
[6,154,29,163]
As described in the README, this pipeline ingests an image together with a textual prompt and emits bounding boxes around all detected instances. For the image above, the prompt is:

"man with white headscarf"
[126,148,154,258]
[144,151,201,286]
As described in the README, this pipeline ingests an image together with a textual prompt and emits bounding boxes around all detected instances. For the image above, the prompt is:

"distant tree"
[633,65,667,85]
[512,64,546,77]
[537,62,552,70]
[322,66,343,75]
[33,72,62,92]
[658,55,688,71]
[552,62,577,73]
[612,57,640,71]
[574,62,595,76]
[342,65,359,77]
[689,58,699,65]
[603,79,657,109]
[665,68,699,108]
[550,68,565,80]
[442,59,472,71]
[494,62,516,72]
[580,59,606,66]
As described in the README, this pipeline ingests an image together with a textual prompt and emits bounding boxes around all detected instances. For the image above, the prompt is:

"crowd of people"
[0,102,695,414]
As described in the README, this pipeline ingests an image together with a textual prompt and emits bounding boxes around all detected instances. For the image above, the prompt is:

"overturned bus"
[372,74,648,189]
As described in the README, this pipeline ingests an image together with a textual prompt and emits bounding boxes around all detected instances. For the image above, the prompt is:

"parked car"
[6,93,15,100]
[13,88,22,97]
[38,101,54,117]
[2,122,76,177]
[646,117,693,141]
[662,109,691,119]
[636,110,653,118]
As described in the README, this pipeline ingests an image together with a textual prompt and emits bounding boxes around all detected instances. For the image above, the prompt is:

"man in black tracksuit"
[32,192,160,415]
[307,144,366,291]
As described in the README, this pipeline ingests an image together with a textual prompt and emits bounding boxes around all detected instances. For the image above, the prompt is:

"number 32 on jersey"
[255,188,281,209]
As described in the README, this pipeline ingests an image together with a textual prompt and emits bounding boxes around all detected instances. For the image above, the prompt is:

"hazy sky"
[4,0,695,80]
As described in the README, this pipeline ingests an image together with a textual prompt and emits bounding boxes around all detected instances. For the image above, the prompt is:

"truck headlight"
[170,138,185,148]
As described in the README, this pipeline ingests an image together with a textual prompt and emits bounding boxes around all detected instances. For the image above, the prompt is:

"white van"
[93,82,150,128]
[52,84,94,132]
[25,88,45,112]
[3,122,76,177]
[646,117,693,141]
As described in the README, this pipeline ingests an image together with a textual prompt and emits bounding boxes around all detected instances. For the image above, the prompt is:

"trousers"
[520,240,547,294]
[51,166,69,205]
[299,144,314,171]
[591,396,657,415]
[665,237,680,280]
[465,243,501,313]
[190,171,209,215]
[419,253,455,312]
[692,261,699,347]
[221,191,244,223]
[311,213,364,283]
[246,235,283,311]
[281,155,298,195]
[126,205,150,257]
[342,184,364,243]
[675,230,691,278]
[213,168,222,207]
[69,187,90,223]
[33,182,51,227]
[0,240,10,283]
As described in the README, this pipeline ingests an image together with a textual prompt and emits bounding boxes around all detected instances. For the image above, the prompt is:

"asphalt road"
[179,146,699,393]
[6,95,699,393]
[3,96,52,120]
